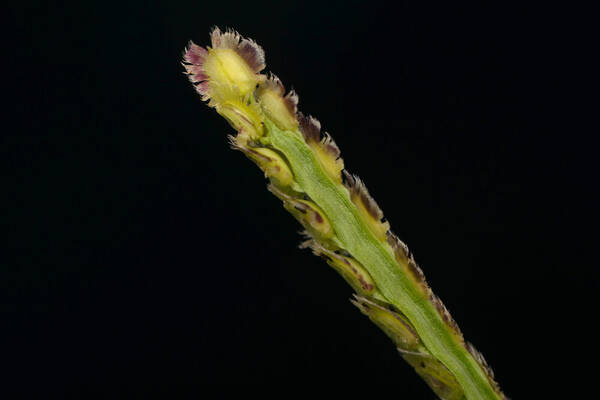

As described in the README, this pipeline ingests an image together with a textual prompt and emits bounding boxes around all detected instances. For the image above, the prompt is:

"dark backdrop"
[6,0,595,397]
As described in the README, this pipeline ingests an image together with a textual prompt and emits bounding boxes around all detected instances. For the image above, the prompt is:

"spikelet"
[230,138,295,187]
[298,113,344,183]
[342,171,390,241]
[351,295,420,350]
[301,239,378,296]
[268,185,333,240]
[217,99,264,139]
[256,74,299,131]
[405,349,466,400]
[386,231,430,292]
[182,27,265,106]
[210,28,266,72]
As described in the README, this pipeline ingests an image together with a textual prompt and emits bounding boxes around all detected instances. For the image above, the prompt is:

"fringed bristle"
[226,134,239,150]
[182,42,210,98]
[465,342,505,396]
[298,115,343,182]
[430,293,462,337]
[386,231,410,262]
[210,27,237,48]
[298,235,316,250]
[466,342,494,379]
[183,41,208,65]
[343,171,385,221]
[210,27,266,73]
[182,64,208,83]
[262,73,285,94]
[237,37,266,72]
[298,112,322,142]
[320,132,341,159]
[342,170,390,239]
[283,90,299,118]
[386,231,429,289]
[407,258,427,284]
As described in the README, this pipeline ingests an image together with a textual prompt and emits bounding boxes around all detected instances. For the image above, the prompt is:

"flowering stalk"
[182,28,506,400]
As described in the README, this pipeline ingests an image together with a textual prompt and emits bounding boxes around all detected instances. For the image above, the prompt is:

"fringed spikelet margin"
[298,113,344,183]
[342,170,389,241]
[256,74,299,131]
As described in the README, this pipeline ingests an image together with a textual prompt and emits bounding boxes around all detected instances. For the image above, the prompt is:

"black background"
[6,0,596,397]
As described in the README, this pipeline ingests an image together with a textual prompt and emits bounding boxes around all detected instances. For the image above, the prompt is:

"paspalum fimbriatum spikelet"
[182,27,507,400]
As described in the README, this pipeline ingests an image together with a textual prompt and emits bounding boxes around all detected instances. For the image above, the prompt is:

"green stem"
[264,120,500,400]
